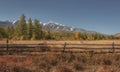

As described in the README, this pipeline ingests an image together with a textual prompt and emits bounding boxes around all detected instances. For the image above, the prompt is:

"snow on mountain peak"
[43,21,65,27]
[70,28,73,31]
[12,20,19,25]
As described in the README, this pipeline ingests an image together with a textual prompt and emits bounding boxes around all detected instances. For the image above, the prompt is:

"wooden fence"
[0,41,120,55]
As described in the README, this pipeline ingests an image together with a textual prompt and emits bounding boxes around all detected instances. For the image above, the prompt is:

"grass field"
[0,53,120,72]
[0,40,120,72]
[1,40,120,54]
[1,40,120,44]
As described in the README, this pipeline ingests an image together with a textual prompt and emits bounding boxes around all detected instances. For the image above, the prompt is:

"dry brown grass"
[1,40,120,51]
[1,40,120,44]
[0,40,120,72]
[0,53,120,72]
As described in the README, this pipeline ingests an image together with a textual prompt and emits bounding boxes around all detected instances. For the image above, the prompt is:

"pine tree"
[27,18,33,40]
[81,33,87,40]
[0,27,7,39]
[32,19,42,40]
[46,31,52,40]
[15,14,27,40]
[6,26,14,39]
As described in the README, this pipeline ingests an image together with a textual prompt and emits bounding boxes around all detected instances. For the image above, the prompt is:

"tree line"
[0,14,119,40]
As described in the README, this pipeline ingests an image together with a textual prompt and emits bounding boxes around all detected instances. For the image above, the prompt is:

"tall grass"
[0,53,120,72]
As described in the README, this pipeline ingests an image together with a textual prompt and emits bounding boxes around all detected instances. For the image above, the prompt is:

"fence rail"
[0,41,120,55]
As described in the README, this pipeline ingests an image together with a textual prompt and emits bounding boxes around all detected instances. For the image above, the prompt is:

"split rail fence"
[0,41,120,55]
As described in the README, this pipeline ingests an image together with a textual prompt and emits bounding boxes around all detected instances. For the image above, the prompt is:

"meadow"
[0,40,120,72]
[0,53,120,72]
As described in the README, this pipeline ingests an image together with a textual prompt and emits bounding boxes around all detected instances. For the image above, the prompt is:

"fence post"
[112,42,115,53]
[62,42,67,54]
[6,39,9,54]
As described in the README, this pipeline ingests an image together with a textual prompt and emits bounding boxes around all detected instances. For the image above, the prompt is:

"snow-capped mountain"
[41,21,75,32]
[0,21,13,27]
[0,20,20,27]
[41,21,97,33]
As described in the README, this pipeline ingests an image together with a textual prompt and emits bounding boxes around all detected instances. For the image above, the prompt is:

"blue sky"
[0,0,120,34]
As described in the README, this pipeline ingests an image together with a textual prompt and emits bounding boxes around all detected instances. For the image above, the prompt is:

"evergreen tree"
[27,18,33,40]
[45,31,50,40]
[81,33,87,40]
[6,26,14,39]
[0,27,7,39]
[32,19,42,40]
[15,14,27,40]
[94,33,100,40]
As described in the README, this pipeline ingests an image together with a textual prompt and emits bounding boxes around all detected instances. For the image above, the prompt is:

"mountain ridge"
[114,33,120,37]
[41,21,97,33]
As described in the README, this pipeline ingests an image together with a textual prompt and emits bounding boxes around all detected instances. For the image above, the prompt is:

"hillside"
[0,21,13,27]
[114,33,120,38]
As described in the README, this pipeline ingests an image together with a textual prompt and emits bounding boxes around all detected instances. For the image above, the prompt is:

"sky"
[0,0,120,35]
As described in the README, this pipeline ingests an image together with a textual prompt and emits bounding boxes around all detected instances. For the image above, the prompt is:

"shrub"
[13,66,32,72]
[103,59,112,65]
[0,64,12,72]
[73,63,85,71]
[55,66,73,72]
